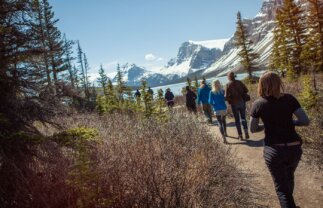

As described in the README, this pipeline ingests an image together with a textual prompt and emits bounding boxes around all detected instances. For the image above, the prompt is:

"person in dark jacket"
[250,72,309,208]
[147,87,154,98]
[197,80,212,123]
[225,72,249,140]
[134,89,141,97]
[164,88,174,108]
[185,86,197,113]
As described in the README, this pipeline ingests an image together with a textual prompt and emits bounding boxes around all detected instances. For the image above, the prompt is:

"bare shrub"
[49,113,255,207]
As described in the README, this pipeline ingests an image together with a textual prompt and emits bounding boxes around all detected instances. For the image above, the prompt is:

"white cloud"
[145,53,157,61]
[145,53,164,62]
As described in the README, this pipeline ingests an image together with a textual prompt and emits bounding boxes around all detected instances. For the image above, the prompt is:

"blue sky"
[49,0,264,77]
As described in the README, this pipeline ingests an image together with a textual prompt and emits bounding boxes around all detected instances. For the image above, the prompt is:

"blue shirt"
[197,85,211,104]
[208,89,227,111]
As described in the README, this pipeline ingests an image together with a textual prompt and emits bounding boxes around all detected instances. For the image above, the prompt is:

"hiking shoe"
[245,133,250,140]
[238,134,243,141]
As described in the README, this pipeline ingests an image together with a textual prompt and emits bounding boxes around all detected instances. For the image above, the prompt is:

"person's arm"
[197,88,201,104]
[250,117,264,133]
[208,91,213,105]
[224,84,230,101]
[293,108,310,126]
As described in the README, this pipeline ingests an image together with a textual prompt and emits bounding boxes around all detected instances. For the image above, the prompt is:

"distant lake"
[151,71,265,96]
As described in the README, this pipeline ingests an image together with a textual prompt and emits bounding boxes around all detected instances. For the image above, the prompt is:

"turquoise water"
[151,71,265,96]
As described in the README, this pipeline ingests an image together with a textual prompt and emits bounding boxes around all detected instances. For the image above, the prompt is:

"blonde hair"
[212,79,222,93]
[258,71,284,99]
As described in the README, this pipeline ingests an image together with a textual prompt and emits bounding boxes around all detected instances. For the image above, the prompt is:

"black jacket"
[165,91,174,101]
[186,90,197,107]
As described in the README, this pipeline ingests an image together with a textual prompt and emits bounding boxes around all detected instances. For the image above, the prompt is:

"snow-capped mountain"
[203,0,283,76]
[112,63,180,87]
[159,39,228,76]
[115,0,308,87]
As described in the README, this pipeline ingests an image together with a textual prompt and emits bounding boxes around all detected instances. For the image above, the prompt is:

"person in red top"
[250,72,310,208]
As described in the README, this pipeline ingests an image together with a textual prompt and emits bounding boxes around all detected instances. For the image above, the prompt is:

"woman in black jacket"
[250,72,310,208]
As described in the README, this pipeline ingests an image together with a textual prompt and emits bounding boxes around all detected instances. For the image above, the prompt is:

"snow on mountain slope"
[188,39,229,50]
[202,0,280,77]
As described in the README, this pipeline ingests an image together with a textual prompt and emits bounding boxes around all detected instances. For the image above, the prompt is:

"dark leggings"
[216,115,226,135]
[264,145,302,208]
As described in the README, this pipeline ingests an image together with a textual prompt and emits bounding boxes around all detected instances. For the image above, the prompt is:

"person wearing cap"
[225,72,249,140]
[250,71,309,208]
[164,88,175,108]
[197,80,212,124]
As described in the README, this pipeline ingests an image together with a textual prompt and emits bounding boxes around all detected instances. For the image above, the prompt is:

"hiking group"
[184,72,250,144]
[184,71,310,208]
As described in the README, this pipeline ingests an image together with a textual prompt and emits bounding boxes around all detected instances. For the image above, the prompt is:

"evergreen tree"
[77,41,90,100]
[193,76,199,93]
[270,9,291,76]
[105,78,118,112]
[30,0,52,88]
[83,53,91,99]
[234,11,259,78]
[277,0,307,75]
[72,65,79,89]
[186,77,192,87]
[140,79,154,117]
[63,35,75,88]
[41,0,66,91]
[155,89,167,121]
[97,65,108,96]
[115,64,128,102]
[301,0,323,75]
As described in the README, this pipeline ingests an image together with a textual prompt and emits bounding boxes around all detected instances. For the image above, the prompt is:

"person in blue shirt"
[209,79,227,143]
[197,80,212,124]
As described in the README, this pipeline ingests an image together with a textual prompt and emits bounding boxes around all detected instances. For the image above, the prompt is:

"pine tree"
[155,89,167,121]
[97,65,108,96]
[31,0,52,88]
[106,78,118,112]
[193,76,199,93]
[83,53,91,99]
[186,77,192,87]
[115,64,128,102]
[63,35,75,88]
[140,79,154,117]
[41,0,66,91]
[270,9,291,76]
[277,0,307,75]
[234,11,259,78]
[77,41,90,100]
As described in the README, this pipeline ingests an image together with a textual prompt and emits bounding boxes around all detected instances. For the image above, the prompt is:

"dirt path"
[209,119,323,208]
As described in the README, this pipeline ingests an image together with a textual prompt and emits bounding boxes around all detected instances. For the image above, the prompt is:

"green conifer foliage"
[234,11,259,78]
[155,89,168,121]
[301,0,323,75]
[97,65,108,96]
[140,79,154,117]
[275,0,306,75]
[299,75,318,110]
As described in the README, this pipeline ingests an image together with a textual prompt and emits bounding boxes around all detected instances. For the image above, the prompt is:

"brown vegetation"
[0,113,257,208]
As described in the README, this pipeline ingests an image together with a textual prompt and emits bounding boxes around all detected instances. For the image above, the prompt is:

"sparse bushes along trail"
[0,113,258,208]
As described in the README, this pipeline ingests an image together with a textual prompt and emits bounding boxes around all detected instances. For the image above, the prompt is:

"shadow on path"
[226,139,264,147]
